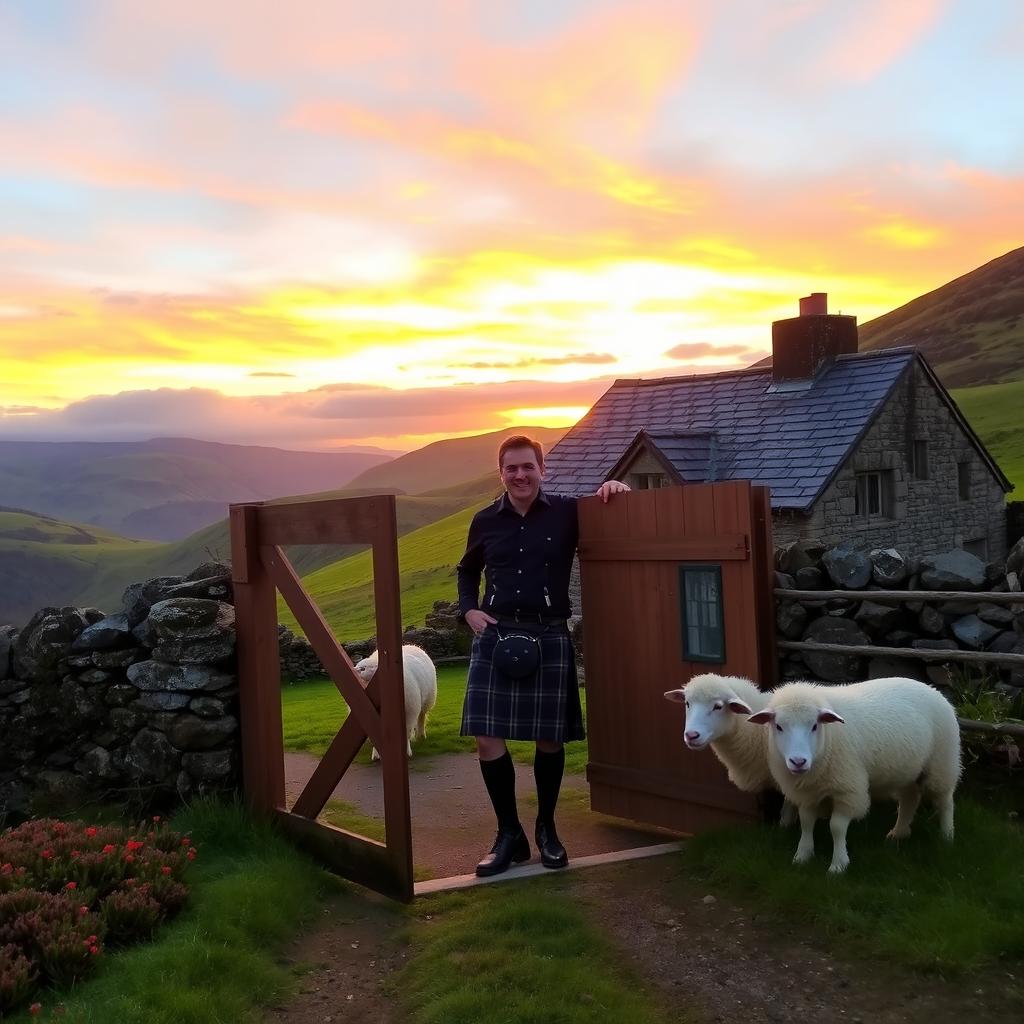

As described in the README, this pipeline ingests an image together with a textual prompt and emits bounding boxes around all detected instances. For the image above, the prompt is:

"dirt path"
[266,852,1022,1024]
[283,749,680,879]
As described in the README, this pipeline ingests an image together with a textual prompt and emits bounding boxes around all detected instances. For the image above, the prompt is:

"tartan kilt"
[460,622,585,742]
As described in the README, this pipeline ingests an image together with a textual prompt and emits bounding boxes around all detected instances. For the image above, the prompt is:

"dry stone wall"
[774,536,1024,694]
[0,562,239,822]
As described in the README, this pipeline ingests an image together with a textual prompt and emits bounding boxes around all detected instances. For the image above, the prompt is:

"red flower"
[65,881,77,890]
[102,843,116,854]
[40,849,54,860]
[85,826,98,838]
[89,945,100,955]
[124,854,135,864]
[0,862,11,874]
[187,850,196,861]
[181,836,191,846]
[70,850,80,858]
[79,905,89,915]
[152,815,161,823]
[125,839,144,853]
[86,934,98,944]
[29,1004,42,1016]
[161,865,172,875]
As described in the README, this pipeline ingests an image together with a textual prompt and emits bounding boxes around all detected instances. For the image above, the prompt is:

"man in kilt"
[457,435,630,876]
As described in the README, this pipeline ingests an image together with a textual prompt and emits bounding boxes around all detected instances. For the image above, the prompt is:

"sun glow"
[501,406,590,427]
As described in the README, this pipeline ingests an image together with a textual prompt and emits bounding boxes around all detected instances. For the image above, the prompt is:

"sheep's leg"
[793,803,817,864]
[779,799,797,828]
[827,793,867,874]
[933,790,955,840]
[887,784,922,840]
[416,708,428,740]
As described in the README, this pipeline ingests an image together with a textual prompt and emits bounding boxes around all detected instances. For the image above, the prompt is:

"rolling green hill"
[859,245,1024,388]
[276,500,490,643]
[346,426,566,494]
[0,476,501,627]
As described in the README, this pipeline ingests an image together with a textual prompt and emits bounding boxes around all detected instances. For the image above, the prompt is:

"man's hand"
[595,479,631,503]
[465,609,498,635]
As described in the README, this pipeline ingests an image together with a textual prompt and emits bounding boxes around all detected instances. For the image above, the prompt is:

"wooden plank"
[779,639,1024,667]
[255,494,396,546]
[230,505,285,812]
[775,589,1024,604]
[958,718,1024,738]
[272,810,413,903]
[587,761,759,815]
[262,545,383,750]
[290,680,378,819]
[578,536,748,561]
[590,784,753,833]
[370,498,414,893]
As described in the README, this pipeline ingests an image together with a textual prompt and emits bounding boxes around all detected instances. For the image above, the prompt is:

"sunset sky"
[1,0,1021,452]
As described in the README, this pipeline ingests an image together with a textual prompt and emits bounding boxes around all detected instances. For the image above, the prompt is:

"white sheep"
[747,677,961,874]
[354,644,438,761]
[664,673,796,826]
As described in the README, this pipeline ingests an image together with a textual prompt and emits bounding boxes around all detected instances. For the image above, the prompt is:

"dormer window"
[631,472,669,490]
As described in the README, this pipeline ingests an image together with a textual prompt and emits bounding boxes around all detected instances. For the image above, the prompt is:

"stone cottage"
[544,295,1012,559]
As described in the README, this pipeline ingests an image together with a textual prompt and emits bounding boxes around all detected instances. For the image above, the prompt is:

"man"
[456,434,630,876]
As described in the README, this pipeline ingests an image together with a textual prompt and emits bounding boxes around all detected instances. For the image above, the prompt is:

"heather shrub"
[0,816,196,1014]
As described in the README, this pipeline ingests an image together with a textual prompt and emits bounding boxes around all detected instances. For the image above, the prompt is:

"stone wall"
[774,537,1024,694]
[772,363,1008,558]
[0,562,239,822]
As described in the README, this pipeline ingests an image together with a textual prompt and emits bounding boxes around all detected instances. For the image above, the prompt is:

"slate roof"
[544,347,921,512]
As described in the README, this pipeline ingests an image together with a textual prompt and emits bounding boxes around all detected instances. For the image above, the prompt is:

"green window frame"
[679,564,725,663]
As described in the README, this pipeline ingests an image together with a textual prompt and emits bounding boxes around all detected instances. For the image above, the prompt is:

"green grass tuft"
[399,880,674,1024]
[282,665,591,773]
[681,796,1024,973]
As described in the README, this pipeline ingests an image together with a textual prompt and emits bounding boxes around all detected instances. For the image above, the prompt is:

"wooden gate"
[577,480,775,834]
[230,495,414,902]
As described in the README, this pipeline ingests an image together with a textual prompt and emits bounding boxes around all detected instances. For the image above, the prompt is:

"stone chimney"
[771,293,858,384]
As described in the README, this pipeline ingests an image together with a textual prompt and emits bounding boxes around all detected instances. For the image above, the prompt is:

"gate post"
[230,503,285,812]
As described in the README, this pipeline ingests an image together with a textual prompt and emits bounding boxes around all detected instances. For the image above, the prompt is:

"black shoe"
[475,826,531,877]
[535,820,568,869]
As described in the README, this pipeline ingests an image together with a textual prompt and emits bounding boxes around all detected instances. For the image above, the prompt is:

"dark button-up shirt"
[456,490,579,620]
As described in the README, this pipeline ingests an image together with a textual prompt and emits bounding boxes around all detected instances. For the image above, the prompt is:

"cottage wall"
[771,362,1007,558]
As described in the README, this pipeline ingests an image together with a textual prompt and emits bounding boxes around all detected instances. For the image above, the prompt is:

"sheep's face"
[354,657,378,687]
[748,705,844,774]
[665,683,753,750]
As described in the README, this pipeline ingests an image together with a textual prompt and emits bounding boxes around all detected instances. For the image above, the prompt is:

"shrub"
[0,816,196,1014]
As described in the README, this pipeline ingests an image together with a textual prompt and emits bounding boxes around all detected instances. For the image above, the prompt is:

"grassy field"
[681,794,1024,973]
[953,378,1024,494]
[281,664,592,773]
[5,799,325,1023]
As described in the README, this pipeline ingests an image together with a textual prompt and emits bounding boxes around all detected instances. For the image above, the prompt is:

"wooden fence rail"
[772,586,1024,740]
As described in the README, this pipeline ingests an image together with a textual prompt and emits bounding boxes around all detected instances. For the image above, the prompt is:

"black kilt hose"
[460,622,585,742]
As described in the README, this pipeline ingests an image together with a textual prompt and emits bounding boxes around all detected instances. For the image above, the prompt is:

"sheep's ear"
[818,709,844,725]
[747,710,775,725]
[727,699,753,715]
[664,689,686,704]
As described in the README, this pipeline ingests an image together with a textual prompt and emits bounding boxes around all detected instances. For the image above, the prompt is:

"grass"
[398,879,674,1024]
[4,798,326,1023]
[681,795,1024,973]
[281,664,592,773]
[954,377,1024,494]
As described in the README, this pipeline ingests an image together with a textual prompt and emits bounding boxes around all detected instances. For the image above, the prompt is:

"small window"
[957,461,971,501]
[855,471,884,518]
[679,565,725,663]
[632,472,669,490]
[912,440,929,480]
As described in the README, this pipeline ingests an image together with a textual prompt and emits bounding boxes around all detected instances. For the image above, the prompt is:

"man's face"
[500,446,544,505]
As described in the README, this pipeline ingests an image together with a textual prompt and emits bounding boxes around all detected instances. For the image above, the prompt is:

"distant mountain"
[0,437,393,541]
[346,426,567,494]
[859,245,1024,387]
